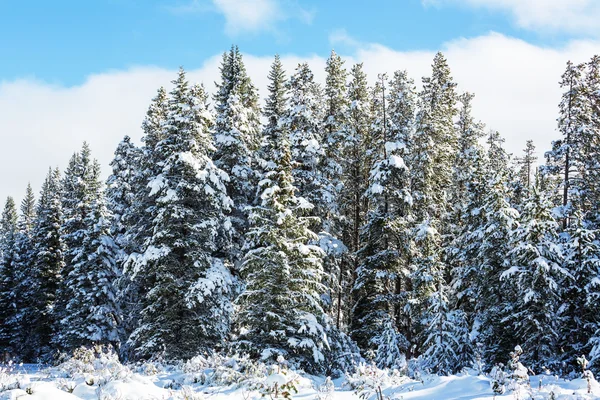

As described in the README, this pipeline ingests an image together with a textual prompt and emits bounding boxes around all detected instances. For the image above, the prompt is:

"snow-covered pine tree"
[322,50,352,329]
[517,140,537,191]
[106,135,140,251]
[118,88,168,359]
[213,46,261,266]
[409,52,459,367]
[55,143,98,350]
[235,111,330,374]
[340,63,371,257]
[128,69,233,360]
[445,92,486,368]
[414,220,463,374]
[9,184,36,358]
[487,130,511,179]
[259,55,287,169]
[544,61,587,227]
[352,71,413,363]
[560,213,600,372]
[502,186,567,369]
[56,159,121,352]
[0,197,18,353]
[30,167,65,361]
[473,173,520,366]
[448,93,486,310]
[285,62,328,228]
[322,49,348,197]
[411,52,458,223]
[582,55,600,227]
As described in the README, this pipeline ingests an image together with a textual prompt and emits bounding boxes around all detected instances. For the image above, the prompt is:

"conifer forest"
[3,45,600,387]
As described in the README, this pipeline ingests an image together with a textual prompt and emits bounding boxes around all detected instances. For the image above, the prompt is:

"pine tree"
[487,130,511,179]
[259,55,288,168]
[235,109,330,374]
[0,197,18,353]
[474,173,520,365]
[414,220,463,374]
[9,184,36,358]
[106,135,140,250]
[57,159,121,351]
[409,52,459,366]
[502,187,567,369]
[411,52,458,223]
[560,213,600,371]
[352,71,413,361]
[213,46,261,265]
[30,167,65,360]
[285,62,328,227]
[322,50,351,329]
[55,143,99,350]
[545,61,587,227]
[582,56,600,226]
[128,69,234,360]
[446,92,486,368]
[118,88,168,359]
[516,140,537,190]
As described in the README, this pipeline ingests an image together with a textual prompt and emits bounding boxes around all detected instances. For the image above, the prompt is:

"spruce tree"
[352,71,413,362]
[213,46,261,266]
[474,173,520,365]
[57,159,121,351]
[128,69,233,360]
[235,111,330,374]
[503,187,567,369]
[30,167,65,360]
[9,184,36,357]
[545,61,587,227]
[0,197,18,353]
[118,88,168,359]
[285,62,328,227]
[560,214,600,371]
[409,52,459,367]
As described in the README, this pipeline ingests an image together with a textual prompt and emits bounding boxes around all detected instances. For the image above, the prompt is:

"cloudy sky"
[2,0,600,203]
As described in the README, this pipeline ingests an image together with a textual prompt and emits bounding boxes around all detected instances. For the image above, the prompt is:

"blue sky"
[0,0,581,86]
[2,0,600,202]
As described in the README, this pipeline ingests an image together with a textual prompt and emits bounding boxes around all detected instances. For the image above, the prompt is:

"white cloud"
[212,0,282,35]
[2,33,600,203]
[168,0,312,36]
[424,0,600,35]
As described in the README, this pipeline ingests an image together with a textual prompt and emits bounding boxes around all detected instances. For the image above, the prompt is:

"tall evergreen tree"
[352,71,413,362]
[560,214,600,371]
[30,167,65,360]
[0,197,18,353]
[409,52,459,366]
[285,62,328,227]
[322,50,351,329]
[118,88,168,358]
[128,69,233,360]
[56,159,121,351]
[9,184,36,358]
[545,61,587,227]
[213,46,261,266]
[503,187,567,369]
[235,110,330,374]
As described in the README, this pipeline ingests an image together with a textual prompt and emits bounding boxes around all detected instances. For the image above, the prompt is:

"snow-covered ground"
[2,356,600,400]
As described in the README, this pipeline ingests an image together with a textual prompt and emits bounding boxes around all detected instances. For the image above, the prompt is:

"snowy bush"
[489,363,507,396]
[0,362,27,392]
[506,345,531,398]
[49,345,132,385]
[345,363,409,400]
[315,377,334,400]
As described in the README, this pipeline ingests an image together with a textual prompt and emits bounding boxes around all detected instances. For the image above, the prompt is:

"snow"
[4,365,600,399]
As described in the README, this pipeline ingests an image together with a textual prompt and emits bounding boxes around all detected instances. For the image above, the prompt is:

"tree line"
[1,47,600,377]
